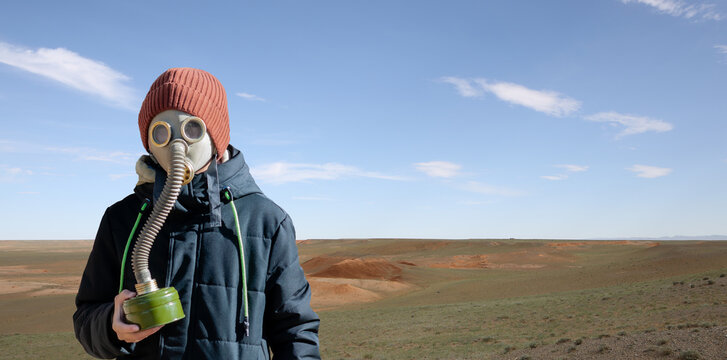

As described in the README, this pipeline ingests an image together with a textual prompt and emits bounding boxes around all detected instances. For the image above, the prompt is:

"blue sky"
[1,0,725,240]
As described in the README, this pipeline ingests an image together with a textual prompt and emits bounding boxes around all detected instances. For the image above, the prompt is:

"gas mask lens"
[150,121,171,147]
[181,117,206,144]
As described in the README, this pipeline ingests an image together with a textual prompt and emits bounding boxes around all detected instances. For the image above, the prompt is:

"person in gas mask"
[73,68,320,359]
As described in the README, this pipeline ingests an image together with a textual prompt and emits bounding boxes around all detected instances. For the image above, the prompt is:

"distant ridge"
[303,235,727,241]
[588,235,727,241]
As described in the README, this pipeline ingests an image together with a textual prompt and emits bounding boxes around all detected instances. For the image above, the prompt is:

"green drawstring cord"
[119,199,150,294]
[117,193,249,336]
[223,187,250,336]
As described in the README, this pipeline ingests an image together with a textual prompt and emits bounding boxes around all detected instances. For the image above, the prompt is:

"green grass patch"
[318,269,727,359]
[0,333,94,360]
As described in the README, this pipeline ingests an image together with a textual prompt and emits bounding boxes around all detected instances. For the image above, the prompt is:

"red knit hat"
[138,68,230,157]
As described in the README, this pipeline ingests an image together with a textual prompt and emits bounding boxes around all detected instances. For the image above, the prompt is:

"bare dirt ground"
[0,241,90,335]
[302,239,727,359]
[301,239,721,309]
[1,239,726,359]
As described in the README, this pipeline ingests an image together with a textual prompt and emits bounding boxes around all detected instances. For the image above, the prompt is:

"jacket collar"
[135,145,262,227]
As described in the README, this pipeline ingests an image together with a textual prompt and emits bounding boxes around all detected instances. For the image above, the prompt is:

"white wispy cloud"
[627,164,673,178]
[585,112,673,137]
[0,165,33,183]
[542,164,589,181]
[621,0,722,20]
[556,164,589,172]
[236,92,266,102]
[541,174,569,181]
[461,181,525,197]
[45,146,135,163]
[440,77,483,97]
[475,79,581,117]
[716,45,727,61]
[251,162,406,184]
[441,77,581,117]
[414,161,462,178]
[0,41,137,108]
[0,139,136,164]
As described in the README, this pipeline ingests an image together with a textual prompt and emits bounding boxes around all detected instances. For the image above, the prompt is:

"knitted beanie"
[138,68,230,157]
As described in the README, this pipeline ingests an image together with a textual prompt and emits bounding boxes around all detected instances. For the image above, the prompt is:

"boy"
[74,68,320,359]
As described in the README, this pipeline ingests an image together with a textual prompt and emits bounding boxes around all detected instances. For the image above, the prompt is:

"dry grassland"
[1,239,726,359]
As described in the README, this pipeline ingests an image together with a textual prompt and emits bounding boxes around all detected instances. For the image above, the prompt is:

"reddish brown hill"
[308,257,402,281]
[300,256,351,275]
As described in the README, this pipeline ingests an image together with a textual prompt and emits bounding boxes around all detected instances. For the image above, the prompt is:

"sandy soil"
[303,256,415,309]
[0,264,82,297]
[307,257,403,280]
[308,278,415,309]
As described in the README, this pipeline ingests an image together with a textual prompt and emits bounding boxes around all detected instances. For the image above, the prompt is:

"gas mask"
[123,110,216,329]
[147,110,215,183]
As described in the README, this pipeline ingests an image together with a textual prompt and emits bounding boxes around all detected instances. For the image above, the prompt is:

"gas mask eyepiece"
[150,121,171,147]
[180,117,206,143]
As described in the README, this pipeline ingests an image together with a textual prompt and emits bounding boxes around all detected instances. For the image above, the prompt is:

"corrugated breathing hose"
[131,140,191,293]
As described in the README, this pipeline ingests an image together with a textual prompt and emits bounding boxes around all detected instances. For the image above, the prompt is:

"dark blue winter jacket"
[73,146,320,359]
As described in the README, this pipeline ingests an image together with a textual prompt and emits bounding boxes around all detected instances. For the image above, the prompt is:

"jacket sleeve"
[73,208,135,359]
[263,215,321,359]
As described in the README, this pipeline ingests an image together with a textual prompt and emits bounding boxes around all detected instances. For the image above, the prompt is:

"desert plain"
[0,239,726,359]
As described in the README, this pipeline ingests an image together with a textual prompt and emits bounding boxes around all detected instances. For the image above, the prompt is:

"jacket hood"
[134,145,261,227]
